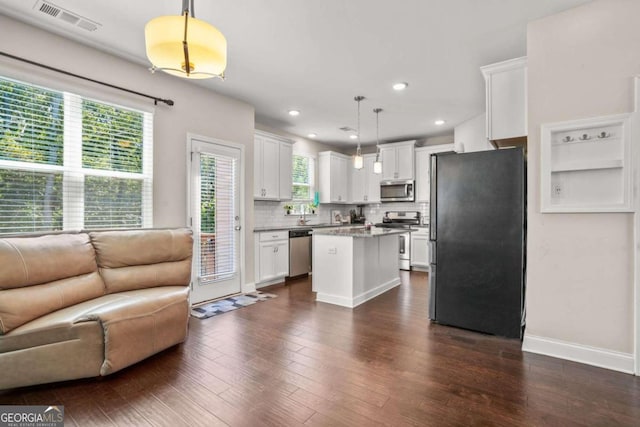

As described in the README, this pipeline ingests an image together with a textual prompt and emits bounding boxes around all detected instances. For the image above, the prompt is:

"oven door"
[398,232,411,270]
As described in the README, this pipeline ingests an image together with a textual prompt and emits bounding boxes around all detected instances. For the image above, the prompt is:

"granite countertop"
[312,226,412,238]
[253,223,353,233]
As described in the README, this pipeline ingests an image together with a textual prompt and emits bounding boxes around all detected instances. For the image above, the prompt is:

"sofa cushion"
[0,272,105,334]
[0,233,104,334]
[0,233,98,289]
[89,229,193,293]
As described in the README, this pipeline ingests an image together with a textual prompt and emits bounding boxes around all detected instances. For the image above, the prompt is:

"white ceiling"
[0,0,593,147]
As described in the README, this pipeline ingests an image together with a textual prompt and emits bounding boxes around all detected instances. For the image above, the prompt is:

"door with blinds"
[190,138,242,304]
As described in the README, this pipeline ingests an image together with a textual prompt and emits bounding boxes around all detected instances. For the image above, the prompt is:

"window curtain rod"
[0,51,174,106]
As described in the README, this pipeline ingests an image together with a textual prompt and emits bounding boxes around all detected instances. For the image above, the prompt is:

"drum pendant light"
[145,0,227,79]
[373,108,383,174]
[353,96,365,170]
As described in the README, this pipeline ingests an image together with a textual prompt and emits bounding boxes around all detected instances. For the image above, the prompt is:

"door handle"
[235,226,241,231]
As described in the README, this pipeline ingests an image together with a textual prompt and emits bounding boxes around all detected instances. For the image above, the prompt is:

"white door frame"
[633,75,640,375]
[186,133,246,303]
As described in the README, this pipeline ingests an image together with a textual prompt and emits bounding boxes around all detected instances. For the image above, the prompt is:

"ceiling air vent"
[33,0,101,32]
[38,2,60,17]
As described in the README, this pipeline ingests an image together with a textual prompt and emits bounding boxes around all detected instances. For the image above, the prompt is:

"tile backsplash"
[254,200,429,228]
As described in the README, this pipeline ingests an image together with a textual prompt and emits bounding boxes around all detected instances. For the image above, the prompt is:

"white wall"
[454,113,493,152]
[0,15,258,284]
[525,0,640,360]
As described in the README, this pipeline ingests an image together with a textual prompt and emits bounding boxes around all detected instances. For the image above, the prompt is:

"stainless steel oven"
[374,211,420,271]
[398,232,411,270]
[380,180,414,202]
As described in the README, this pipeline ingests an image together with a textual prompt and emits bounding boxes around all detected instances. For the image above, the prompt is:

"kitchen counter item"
[331,210,342,224]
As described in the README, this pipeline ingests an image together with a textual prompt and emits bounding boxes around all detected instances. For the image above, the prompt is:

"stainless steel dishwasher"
[289,228,312,277]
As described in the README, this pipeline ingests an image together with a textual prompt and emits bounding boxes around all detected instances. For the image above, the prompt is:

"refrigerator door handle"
[429,240,436,264]
[429,154,437,241]
[399,235,406,254]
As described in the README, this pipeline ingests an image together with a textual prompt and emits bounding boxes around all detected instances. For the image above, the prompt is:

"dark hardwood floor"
[2,271,639,426]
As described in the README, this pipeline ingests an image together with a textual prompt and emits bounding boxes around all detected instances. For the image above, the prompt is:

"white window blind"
[199,151,237,282]
[0,76,153,234]
[292,154,314,200]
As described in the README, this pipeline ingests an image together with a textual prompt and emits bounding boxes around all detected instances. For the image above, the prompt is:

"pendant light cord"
[354,95,365,156]
[374,108,383,157]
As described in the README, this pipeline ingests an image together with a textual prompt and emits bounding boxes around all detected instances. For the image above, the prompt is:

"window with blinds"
[199,151,237,282]
[0,76,153,234]
[292,154,314,200]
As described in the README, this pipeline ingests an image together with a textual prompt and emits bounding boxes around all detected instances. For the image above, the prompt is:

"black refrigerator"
[428,148,525,339]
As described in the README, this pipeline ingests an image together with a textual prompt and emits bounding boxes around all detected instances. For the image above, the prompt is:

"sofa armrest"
[79,287,189,375]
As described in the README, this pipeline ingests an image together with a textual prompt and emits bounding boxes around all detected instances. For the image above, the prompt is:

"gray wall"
[526,0,639,354]
[0,15,258,284]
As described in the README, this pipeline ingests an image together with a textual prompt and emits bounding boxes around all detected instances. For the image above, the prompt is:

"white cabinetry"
[481,57,527,143]
[279,142,292,200]
[415,144,454,203]
[410,228,430,269]
[350,154,381,203]
[255,231,289,286]
[380,140,415,181]
[318,151,350,203]
[254,131,293,200]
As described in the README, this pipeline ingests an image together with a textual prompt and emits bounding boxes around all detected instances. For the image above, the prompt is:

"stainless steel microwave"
[380,180,414,202]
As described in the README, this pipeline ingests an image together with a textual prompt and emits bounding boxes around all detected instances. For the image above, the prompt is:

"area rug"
[191,291,277,319]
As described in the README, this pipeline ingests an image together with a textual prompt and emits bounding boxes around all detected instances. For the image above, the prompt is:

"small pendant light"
[353,95,365,170]
[373,108,383,174]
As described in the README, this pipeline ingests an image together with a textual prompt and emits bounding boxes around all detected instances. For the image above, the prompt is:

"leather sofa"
[0,228,193,390]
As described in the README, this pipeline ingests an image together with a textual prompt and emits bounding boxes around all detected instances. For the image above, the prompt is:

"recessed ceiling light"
[393,82,408,91]
[435,119,446,126]
[350,134,358,140]
[288,110,300,116]
[307,133,317,138]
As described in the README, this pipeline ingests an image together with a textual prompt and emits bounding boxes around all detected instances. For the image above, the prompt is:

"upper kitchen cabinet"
[380,140,415,181]
[318,151,350,203]
[351,154,381,204]
[415,144,454,203]
[254,131,293,200]
[480,57,527,148]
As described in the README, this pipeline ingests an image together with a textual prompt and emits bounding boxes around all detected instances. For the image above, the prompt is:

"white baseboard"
[352,278,400,307]
[242,281,256,293]
[522,334,635,374]
[316,278,400,308]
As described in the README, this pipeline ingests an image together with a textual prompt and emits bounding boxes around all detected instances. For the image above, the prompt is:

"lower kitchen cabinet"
[410,228,430,269]
[255,231,289,286]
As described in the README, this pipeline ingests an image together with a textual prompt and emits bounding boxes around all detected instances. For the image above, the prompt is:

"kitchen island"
[312,227,407,308]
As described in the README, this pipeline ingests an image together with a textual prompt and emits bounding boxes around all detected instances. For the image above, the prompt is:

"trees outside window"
[0,76,153,234]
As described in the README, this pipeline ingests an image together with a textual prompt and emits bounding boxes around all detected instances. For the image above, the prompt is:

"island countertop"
[312,226,411,237]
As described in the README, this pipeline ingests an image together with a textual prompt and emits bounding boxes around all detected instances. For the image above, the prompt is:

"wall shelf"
[541,113,633,213]
[551,159,623,173]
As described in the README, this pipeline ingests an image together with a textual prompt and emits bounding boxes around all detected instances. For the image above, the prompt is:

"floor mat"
[191,291,277,319]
